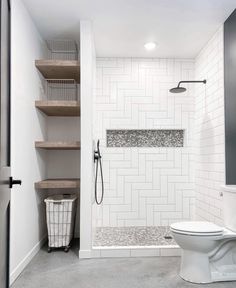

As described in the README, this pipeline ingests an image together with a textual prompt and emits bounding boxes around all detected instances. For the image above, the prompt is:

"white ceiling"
[23,0,236,58]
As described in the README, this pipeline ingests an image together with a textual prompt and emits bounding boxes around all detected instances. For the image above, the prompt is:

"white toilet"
[170,185,236,284]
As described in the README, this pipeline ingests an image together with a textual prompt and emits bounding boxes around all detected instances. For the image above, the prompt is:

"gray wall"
[224,9,236,184]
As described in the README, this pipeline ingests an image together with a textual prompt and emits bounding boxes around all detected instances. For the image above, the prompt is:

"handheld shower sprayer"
[94,140,104,205]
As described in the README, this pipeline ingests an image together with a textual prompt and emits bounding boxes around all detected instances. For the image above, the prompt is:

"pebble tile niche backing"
[107,129,184,147]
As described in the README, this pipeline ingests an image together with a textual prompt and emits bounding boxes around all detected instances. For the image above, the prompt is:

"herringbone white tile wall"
[195,26,225,226]
[94,58,196,227]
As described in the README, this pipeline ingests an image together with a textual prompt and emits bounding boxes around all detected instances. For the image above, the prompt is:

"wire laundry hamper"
[45,39,78,60]
[43,79,78,101]
[45,194,77,253]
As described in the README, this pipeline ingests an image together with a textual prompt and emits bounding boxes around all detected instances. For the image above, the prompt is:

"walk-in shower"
[90,58,198,258]
[92,135,179,252]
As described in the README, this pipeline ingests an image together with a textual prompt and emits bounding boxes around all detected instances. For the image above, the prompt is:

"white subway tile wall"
[194,26,225,225]
[94,58,196,227]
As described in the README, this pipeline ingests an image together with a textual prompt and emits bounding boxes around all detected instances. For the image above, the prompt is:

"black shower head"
[169,80,206,94]
[169,86,187,93]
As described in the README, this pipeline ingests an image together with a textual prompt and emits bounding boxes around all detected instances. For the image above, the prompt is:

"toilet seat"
[170,221,224,236]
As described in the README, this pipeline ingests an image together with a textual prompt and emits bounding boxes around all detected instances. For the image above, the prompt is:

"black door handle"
[9,177,22,188]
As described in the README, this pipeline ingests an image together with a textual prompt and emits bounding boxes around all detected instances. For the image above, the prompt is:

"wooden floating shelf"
[35,178,80,189]
[35,100,80,116]
[35,141,80,150]
[35,60,80,83]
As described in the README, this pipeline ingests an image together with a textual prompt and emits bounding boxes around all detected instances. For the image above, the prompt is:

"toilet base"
[180,250,212,283]
[180,248,236,284]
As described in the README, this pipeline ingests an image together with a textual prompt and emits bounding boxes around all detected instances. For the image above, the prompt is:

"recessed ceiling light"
[144,42,157,50]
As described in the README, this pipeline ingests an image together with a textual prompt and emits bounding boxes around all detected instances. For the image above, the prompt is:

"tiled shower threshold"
[91,226,180,258]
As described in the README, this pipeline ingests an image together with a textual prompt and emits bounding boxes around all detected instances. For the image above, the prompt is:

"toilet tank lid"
[221,185,236,193]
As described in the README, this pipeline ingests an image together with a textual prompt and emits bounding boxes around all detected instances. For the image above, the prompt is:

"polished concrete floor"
[12,246,236,288]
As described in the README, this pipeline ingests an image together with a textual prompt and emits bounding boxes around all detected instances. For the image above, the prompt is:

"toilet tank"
[222,185,236,232]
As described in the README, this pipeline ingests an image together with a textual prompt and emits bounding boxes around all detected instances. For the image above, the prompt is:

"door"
[0,0,10,287]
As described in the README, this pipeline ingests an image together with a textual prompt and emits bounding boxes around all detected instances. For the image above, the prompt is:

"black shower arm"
[177,80,207,87]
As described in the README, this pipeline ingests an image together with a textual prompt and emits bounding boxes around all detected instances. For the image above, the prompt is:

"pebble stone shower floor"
[93,226,176,246]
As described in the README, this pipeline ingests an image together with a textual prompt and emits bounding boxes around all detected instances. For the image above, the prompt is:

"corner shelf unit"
[35,60,80,83]
[35,179,80,189]
[35,100,80,116]
[35,57,80,190]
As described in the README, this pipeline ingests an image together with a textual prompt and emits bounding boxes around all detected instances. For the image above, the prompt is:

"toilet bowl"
[170,185,236,284]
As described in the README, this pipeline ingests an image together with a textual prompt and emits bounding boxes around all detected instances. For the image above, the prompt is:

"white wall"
[46,117,81,237]
[195,26,225,225]
[94,58,196,227]
[10,0,47,283]
[47,117,80,179]
[79,21,96,258]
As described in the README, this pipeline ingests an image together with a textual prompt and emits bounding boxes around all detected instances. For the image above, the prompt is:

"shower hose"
[94,140,104,205]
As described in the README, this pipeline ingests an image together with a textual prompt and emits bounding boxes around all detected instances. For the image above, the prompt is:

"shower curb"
[79,245,181,259]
